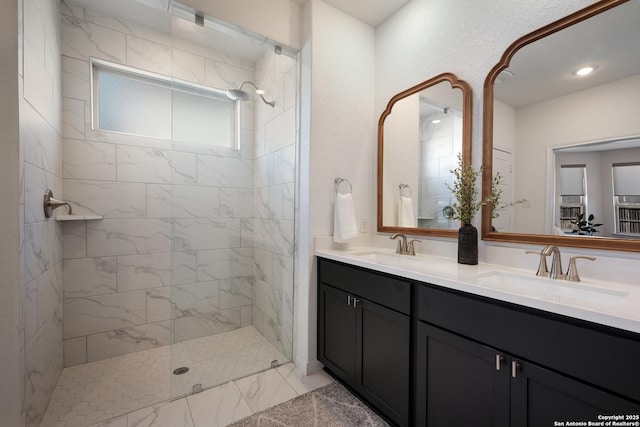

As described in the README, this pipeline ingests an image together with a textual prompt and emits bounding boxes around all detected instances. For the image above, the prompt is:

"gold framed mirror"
[482,0,640,252]
[378,73,472,237]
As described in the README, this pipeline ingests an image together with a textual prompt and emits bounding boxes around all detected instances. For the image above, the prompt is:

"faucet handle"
[407,239,422,256]
[525,250,549,277]
[566,256,596,282]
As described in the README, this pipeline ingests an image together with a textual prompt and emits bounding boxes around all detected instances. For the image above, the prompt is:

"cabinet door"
[416,322,510,427]
[318,284,357,385]
[511,358,640,426]
[356,298,410,426]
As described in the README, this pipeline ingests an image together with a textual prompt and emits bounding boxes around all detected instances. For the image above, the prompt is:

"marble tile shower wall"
[58,2,263,366]
[21,0,64,425]
[251,50,297,361]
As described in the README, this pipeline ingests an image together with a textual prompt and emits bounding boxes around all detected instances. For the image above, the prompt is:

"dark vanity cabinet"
[317,258,411,426]
[317,257,640,427]
[416,285,640,426]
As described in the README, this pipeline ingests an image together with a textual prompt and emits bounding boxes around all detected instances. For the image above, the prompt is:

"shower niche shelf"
[55,214,103,221]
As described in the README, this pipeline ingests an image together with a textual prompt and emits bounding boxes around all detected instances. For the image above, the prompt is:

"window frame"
[90,58,241,150]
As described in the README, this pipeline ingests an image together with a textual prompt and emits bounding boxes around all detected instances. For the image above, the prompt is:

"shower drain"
[173,367,189,375]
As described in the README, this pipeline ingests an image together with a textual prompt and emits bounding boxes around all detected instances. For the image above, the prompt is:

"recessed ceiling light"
[575,66,596,76]
[431,119,441,124]
[495,69,514,84]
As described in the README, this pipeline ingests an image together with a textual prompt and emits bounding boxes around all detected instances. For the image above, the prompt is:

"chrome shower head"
[225,81,275,107]
[226,88,250,101]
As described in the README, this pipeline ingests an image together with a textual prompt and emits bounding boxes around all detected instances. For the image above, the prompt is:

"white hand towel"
[398,196,416,228]
[333,193,359,243]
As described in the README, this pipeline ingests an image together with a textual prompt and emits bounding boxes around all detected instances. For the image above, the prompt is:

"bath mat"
[228,381,390,426]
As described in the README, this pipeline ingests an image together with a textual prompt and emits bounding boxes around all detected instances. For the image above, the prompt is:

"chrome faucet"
[390,233,421,256]
[390,233,408,254]
[527,246,596,282]
[541,245,564,279]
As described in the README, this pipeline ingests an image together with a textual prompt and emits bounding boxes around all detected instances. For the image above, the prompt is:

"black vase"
[458,223,478,265]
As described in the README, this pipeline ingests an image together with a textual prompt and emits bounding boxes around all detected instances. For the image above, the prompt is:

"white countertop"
[316,246,640,334]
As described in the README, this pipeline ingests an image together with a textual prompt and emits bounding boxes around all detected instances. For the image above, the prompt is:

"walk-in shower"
[38,0,298,425]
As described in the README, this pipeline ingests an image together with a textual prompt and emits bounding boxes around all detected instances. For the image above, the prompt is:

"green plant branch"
[445,154,527,225]
[445,154,484,225]
[486,171,527,219]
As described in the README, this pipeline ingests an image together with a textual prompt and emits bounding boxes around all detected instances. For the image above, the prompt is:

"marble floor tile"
[276,363,335,395]
[127,399,194,427]
[187,382,252,427]
[234,368,298,413]
[42,326,288,427]
[51,362,350,427]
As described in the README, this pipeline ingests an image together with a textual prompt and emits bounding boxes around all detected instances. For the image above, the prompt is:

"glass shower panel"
[53,0,295,422]
[168,6,296,399]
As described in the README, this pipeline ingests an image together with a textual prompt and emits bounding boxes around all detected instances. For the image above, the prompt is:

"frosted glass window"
[172,89,235,147]
[97,70,172,139]
[613,163,640,195]
[93,61,236,148]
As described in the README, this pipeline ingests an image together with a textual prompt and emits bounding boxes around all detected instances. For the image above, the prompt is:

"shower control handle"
[43,189,72,218]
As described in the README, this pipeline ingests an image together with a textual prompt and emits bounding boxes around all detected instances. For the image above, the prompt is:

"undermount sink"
[348,251,399,261]
[476,271,629,305]
[347,250,458,276]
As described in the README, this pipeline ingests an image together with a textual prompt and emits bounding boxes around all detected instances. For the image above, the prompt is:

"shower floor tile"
[40,326,287,427]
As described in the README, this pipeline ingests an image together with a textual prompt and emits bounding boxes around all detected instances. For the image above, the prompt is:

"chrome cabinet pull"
[347,295,352,306]
[511,360,520,378]
[353,298,360,308]
[495,354,504,371]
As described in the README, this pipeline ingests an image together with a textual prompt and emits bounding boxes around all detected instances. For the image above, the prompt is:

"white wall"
[493,100,517,153]
[296,0,375,373]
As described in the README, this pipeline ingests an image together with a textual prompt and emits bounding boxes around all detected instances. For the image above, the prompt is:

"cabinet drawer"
[418,284,640,402]
[318,258,411,314]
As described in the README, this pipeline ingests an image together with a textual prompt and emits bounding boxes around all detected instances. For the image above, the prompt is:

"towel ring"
[335,177,352,194]
[399,183,412,197]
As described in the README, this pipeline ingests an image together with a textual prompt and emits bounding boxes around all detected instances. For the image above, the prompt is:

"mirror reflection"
[554,139,640,238]
[484,0,640,250]
[378,73,472,237]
